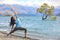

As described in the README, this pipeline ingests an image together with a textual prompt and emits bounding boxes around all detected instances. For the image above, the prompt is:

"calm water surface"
[0,16,60,37]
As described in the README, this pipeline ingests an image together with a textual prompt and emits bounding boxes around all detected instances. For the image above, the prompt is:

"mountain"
[56,13,60,16]
[0,4,60,16]
[0,4,37,16]
[0,4,14,15]
[54,6,60,16]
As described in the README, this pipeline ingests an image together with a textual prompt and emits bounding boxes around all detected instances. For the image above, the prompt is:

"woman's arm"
[11,24,15,31]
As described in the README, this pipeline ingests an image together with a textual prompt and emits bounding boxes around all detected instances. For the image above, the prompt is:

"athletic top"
[15,17,22,28]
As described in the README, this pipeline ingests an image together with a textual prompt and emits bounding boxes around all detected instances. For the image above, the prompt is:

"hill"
[0,4,36,16]
[0,4,60,16]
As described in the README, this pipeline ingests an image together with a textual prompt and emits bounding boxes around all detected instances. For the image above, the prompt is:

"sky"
[0,0,60,7]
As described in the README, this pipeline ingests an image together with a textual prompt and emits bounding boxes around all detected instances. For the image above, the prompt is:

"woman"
[7,16,27,38]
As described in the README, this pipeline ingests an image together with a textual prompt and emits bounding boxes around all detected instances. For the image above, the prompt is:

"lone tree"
[37,3,56,20]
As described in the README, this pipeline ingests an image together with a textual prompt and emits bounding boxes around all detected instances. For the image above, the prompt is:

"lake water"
[0,16,60,38]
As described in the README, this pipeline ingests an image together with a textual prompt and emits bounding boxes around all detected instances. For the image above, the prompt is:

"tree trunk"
[42,14,48,20]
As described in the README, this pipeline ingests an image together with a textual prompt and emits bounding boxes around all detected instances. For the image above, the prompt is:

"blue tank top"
[15,17,22,28]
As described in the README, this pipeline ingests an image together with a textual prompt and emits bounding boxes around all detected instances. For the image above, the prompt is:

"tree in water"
[37,3,56,20]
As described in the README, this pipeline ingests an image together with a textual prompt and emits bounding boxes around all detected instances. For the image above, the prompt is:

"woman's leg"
[18,27,27,38]
[7,28,17,36]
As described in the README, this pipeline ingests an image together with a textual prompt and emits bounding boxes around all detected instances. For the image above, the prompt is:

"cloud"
[0,0,17,4]
[0,0,60,7]
[15,0,60,7]
[14,0,43,7]
[0,0,4,2]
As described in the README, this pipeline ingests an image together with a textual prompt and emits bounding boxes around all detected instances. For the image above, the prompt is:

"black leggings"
[9,27,27,34]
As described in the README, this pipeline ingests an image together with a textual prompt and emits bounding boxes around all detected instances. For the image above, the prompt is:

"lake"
[0,16,60,39]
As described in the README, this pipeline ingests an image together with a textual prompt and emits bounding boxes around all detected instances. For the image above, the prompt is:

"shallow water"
[0,16,60,37]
